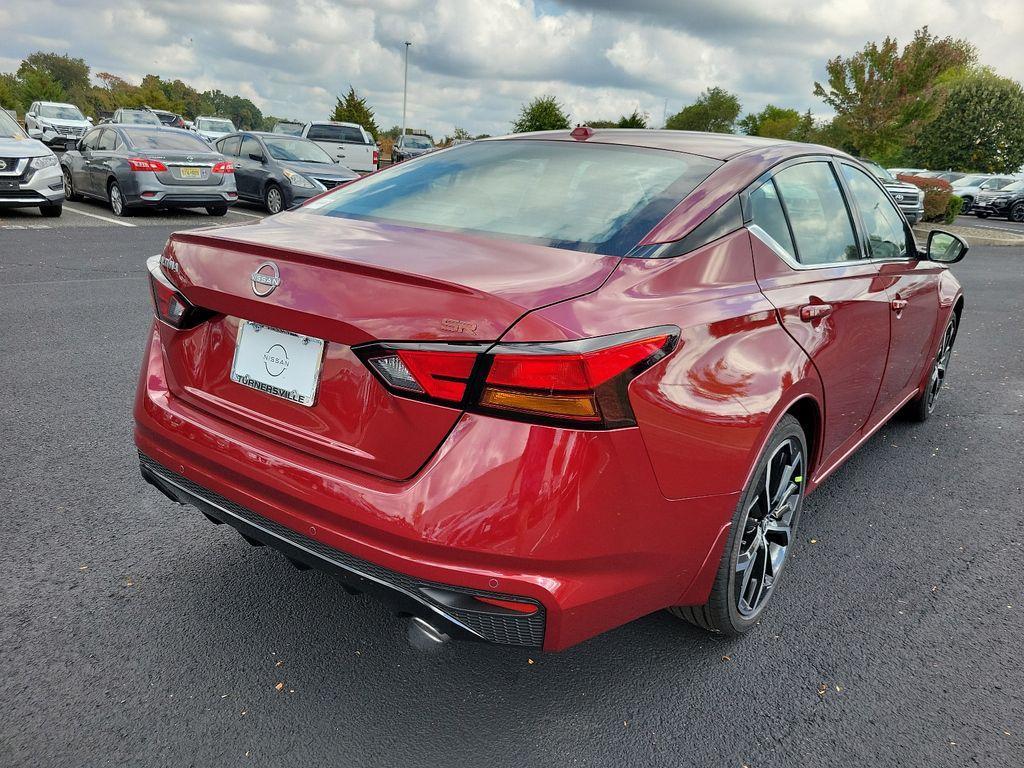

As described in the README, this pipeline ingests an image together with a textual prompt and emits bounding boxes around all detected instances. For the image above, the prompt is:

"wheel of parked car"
[108,180,130,217]
[39,203,62,218]
[960,196,973,213]
[1011,202,1024,223]
[62,166,79,202]
[669,414,807,635]
[206,205,229,217]
[975,211,989,219]
[904,312,958,423]
[264,183,284,215]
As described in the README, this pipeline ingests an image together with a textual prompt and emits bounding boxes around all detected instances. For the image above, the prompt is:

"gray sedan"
[60,125,238,217]
[215,132,359,213]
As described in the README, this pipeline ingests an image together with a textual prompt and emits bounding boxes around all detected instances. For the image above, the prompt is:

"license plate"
[179,167,203,178]
[230,322,325,407]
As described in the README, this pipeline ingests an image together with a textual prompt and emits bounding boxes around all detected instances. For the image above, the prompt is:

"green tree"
[19,52,90,94]
[912,70,1024,173]
[813,26,975,163]
[330,86,380,139]
[0,73,19,110]
[584,119,617,128]
[17,66,65,110]
[616,109,647,128]
[738,105,816,141]
[665,87,741,133]
[512,95,570,132]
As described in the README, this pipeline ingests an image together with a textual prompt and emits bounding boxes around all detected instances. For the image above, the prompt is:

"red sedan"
[135,128,967,650]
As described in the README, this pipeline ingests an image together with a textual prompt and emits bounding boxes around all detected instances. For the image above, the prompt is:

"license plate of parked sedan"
[230,322,325,407]
[179,167,203,178]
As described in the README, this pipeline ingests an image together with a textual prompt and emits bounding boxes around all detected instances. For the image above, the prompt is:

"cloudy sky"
[2,0,1022,137]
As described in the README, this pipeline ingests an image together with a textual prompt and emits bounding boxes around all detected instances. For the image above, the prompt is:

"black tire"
[669,414,807,635]
[40,204,62,218]
[975,211,989,219]
[62,166,79,202]
[1010,202,1024,223]
[961,196,973,214]
[904,312,958,422]
[206,205,229,217]
[108,180,131,217]
[264,183,284,214]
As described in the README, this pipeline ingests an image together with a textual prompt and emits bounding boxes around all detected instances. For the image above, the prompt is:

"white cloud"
[1,0,1022,138]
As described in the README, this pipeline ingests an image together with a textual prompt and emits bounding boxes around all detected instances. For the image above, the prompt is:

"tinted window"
[773,162,860,265]
[122,129,213,151]
[401,135,433,149]
[218,135,241,156]
[80,128,102,151]
[119,110,161,125]
[841,164,909,260]
[304,140,720,256]
[748,180,796,256]
[196,118,235,133]
[240,136,263,159]
[95,129,117,151]
[306,124,366,143]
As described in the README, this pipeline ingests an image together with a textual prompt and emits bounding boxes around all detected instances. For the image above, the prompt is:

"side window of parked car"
[80,129,102,151]
[218,136,241,157]
[841,164,909,260]
[95,129,117,152]
[773,161,861,265]
[747,180,796,257]
[240,136,262,160]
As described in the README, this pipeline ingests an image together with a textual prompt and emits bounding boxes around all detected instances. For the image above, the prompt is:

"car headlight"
[29,155,59,170]
[283,169,315,189]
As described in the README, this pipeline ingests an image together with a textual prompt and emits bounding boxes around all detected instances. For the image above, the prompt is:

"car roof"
[493,128,821,161]
[38,101,77,107]
[308,120,363,128]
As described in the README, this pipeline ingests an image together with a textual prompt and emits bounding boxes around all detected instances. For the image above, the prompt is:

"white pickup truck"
[302,121,379,174]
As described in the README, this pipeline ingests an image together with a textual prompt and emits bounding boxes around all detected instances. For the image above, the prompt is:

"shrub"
[945,195,964,223]
[898,174,953,222]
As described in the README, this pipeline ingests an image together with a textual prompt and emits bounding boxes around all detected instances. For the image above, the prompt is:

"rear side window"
[302,139,721,256]
[747,180,796,256]
[95,129,117,151]
[217,135,241,156]
[773,162,861,265]
[841,164,909,260]
[306,124,366,143]
[240,136,262,159]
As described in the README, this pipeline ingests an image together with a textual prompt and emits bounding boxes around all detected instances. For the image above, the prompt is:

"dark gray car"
[215,132,359,213]
[60,125,238,217]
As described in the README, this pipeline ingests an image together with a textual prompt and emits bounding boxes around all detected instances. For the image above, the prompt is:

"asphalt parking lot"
[1,210,1021,767]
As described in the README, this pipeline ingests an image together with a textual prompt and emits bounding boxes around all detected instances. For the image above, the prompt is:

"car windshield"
[402,135,432,149]
[303,139,720,256]
[952,175,987,187]
[197,118,235,133]
[272,122,305,136]
[39,104,85,120]
[263,136,334,163]
[864,161,896,182]
[120,111,161,125]
[123,128,213,151]
[0,109,27,138]
[1000,181,1024,192]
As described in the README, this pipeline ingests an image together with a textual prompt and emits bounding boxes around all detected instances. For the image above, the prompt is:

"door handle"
[799,303,833,322]
[891,298,908,312]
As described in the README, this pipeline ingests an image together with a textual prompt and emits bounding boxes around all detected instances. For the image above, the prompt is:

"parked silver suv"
[0,108,64,216]
[25,101,92,146]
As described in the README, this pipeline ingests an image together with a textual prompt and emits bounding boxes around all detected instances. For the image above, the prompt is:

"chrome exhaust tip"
[407,616,451,651]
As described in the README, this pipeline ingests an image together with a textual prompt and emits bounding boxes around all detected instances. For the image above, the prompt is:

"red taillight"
[127,157,168,172]
[372,149,379,166]
[212,161,234,174]
[146,255,212,329]
[357,329,677,428]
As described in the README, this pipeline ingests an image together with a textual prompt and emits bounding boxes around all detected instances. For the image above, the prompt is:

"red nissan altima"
[135,128,967,650]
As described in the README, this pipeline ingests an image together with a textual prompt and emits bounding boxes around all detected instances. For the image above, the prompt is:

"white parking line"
[229,209,266,219]
[63,204,137,227]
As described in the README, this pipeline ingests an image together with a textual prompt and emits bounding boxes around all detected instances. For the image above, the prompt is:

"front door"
[747,160,891,464]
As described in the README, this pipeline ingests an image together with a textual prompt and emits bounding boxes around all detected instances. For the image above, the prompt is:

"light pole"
[401,41,411,138]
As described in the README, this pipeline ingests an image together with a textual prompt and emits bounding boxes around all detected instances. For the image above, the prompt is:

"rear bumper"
[134,324,737,649]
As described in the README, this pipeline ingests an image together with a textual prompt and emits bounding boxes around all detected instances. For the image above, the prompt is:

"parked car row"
[0,107,65,216]
[887,165,1024,219]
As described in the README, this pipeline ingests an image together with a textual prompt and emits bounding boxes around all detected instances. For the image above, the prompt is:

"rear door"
[86,128,118,195]
[233,134,265,199]
[75,128,102,195]
[216,135,247,197]
[747,159,891,463]
[840,162,943,415]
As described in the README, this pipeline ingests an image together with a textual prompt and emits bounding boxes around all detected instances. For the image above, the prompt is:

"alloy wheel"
[63,167,73,199]
[735,438,804,617]
[1011,204,1024,223]
[109,184,123,216]
[266,186,283,214]
[926,316,957,413]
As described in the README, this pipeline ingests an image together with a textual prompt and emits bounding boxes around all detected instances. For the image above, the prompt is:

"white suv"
[302,121,378,173]
[25,101,92,146]
[0,108,64,216]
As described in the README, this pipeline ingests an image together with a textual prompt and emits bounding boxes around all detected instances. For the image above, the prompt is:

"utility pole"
[402,41,411,138]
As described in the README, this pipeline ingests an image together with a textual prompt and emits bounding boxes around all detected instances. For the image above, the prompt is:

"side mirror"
[87,116,93,123]
[27,111,36,119]
[64,139,79,152]
[926,230,968,264]
[249,153,265,162]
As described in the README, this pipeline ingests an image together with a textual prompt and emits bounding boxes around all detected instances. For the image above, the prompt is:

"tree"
[739,105,816,141]
[512,95,570,132]
[813,27,975,163]
[584,119,618,128]
[19,52,90,95]
[665,87,740,133]
[16,66,65,110]
[617,109,647,128]
[0,73,19,110]
[330,86,380,139]
[912,70,1024,173]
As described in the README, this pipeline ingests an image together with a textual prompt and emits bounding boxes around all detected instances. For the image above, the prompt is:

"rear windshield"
[303,140,719,255]
[123,128,213,151]
[307,124,367,143]
[119,111,161,125]
[197,118,235,133]
[402,135,433,148]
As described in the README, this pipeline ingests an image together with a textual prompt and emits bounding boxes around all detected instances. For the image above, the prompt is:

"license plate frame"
[230,322,326,407]
[179,167,203,179]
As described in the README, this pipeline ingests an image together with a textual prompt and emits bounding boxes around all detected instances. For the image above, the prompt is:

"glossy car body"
[0,109,64,214]
[107,108,162,126]
[301,121,378,173]
[214,131,359,212]
[25,101,92,146]
[135,129,964,650]
[972,179,1024,221]
[61,124,237,214]
[952,173,1018,212]
[391,133,435,163]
